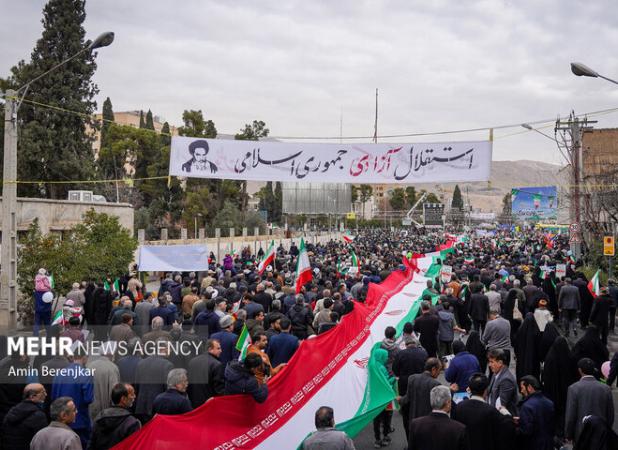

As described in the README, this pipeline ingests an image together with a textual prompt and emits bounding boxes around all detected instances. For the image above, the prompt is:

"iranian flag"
[112,248,445,450]
[342,232,356,244]
[48,274,55,289]
[236,324,251,361]
[258,240,276,275]
[464,257,475,265]
[350,249,361,270]
[104,279,120,292]
[588,270,601,298]
[294,238,312,294]
[51,310,64,326]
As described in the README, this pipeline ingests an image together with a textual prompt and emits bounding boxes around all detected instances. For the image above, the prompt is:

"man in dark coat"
[517,375,555,450]
[188,339,225,408]
[287,295,314,340]
[487,349,518,416]
[134,344,174,423]
[408,385,469,450]
[558,278,580,337]
[574,274,593,329]
[224,353,268,403]
[1,383,49,450]
[469,291,490,334]
[152,369,193,415]
[267,318,300,366]
[89,383,141,449]
[590,287,612,345]
[0,354,29,430]
[452,373,513,450]
[209,315,239,366]
[445,340,480,393]
[565,358,614,443]
[397,357,441,446]
[413,302,440,357]
[392,337,428,441]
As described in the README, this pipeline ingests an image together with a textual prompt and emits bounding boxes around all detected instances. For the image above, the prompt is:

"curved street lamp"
[570,62,618,85]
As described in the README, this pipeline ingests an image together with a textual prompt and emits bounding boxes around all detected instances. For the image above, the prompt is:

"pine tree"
[3,0,99,198]
[160,121,171,146]
[451,185,464,210]
[274,181,283,223]
[145,109,155,130]
[139,110,146,129]
[100,97,114,151]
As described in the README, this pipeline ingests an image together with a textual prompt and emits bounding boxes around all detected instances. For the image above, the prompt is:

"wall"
[0,197,134,236]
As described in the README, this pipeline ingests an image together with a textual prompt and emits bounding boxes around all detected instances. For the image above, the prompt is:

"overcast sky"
[2,0,618,163]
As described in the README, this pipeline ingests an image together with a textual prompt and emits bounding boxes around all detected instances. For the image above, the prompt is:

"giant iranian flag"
[294,238,312,294]
[113,248,446,450]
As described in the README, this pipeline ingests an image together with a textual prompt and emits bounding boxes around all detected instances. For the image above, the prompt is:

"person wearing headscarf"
[542,336,577,440]
[571,326,609,375]
[514,313,542,381]
[465,330,487,373]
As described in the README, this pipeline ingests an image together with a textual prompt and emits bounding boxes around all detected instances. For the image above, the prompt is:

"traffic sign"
[604,236,615,256]
[570,223,581,233]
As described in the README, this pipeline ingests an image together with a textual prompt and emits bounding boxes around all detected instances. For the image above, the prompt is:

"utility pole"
[373,88,378,144]
[555,112,596,260]
[1,90,18,329]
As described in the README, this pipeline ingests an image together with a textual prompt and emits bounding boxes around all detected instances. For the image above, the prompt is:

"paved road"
[354,326,618,450]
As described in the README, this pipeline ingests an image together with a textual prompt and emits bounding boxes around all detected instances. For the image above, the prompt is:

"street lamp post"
[571,62,618,86]
[1,32,114,329]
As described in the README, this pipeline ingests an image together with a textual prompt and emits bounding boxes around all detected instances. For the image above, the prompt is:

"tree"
[405,186,417,209]
[389,188,406,211]
[17,211,137,323]
[145,109,155,130]
[451,185,464,210]
[139,110,146,129]
[273,181,283,223]
[450,184,464,225]
[501,192,512,224]
[3,0,99,199]
[235,120,270,212]
[178,110,217,138]
[351,185,359,204]
[359,184,373,219]
[100,97,114,153]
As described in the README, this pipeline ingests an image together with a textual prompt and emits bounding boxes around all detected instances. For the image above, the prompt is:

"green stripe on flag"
[235,324,251,361]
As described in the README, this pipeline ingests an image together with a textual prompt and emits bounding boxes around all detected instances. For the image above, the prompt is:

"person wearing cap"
[209,315,239,366]
[590,286,612,345]
[565,357,614,443]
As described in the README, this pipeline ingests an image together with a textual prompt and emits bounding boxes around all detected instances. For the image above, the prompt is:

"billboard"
[282,182,351,215]
[511,186,557,221]
[423,203,445,227]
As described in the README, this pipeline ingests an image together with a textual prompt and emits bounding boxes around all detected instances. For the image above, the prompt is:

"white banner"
[138,245,209,272]
[169,137,492,184]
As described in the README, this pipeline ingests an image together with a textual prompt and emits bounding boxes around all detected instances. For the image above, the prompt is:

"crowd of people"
[0,228,617,449]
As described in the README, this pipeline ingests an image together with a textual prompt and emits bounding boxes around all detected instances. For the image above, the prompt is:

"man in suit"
[452,373,513,450]
[413,302,439,357]
[565,357,614,444]
[518,375,555,450]
[558,278,580,337]
[392,336,428,441]
[408,385,469,450]
[397,358,441,445]
[267,317,300,366]
[469,290,490,334]
[487,348,518,415]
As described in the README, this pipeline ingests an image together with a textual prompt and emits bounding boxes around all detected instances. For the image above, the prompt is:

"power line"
[6,92,618,141]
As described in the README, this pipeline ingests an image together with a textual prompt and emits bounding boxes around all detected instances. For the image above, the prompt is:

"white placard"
[169,137,492,184]
[440,264,453,283]
[138,245,210,272]
[556,264,566,279]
